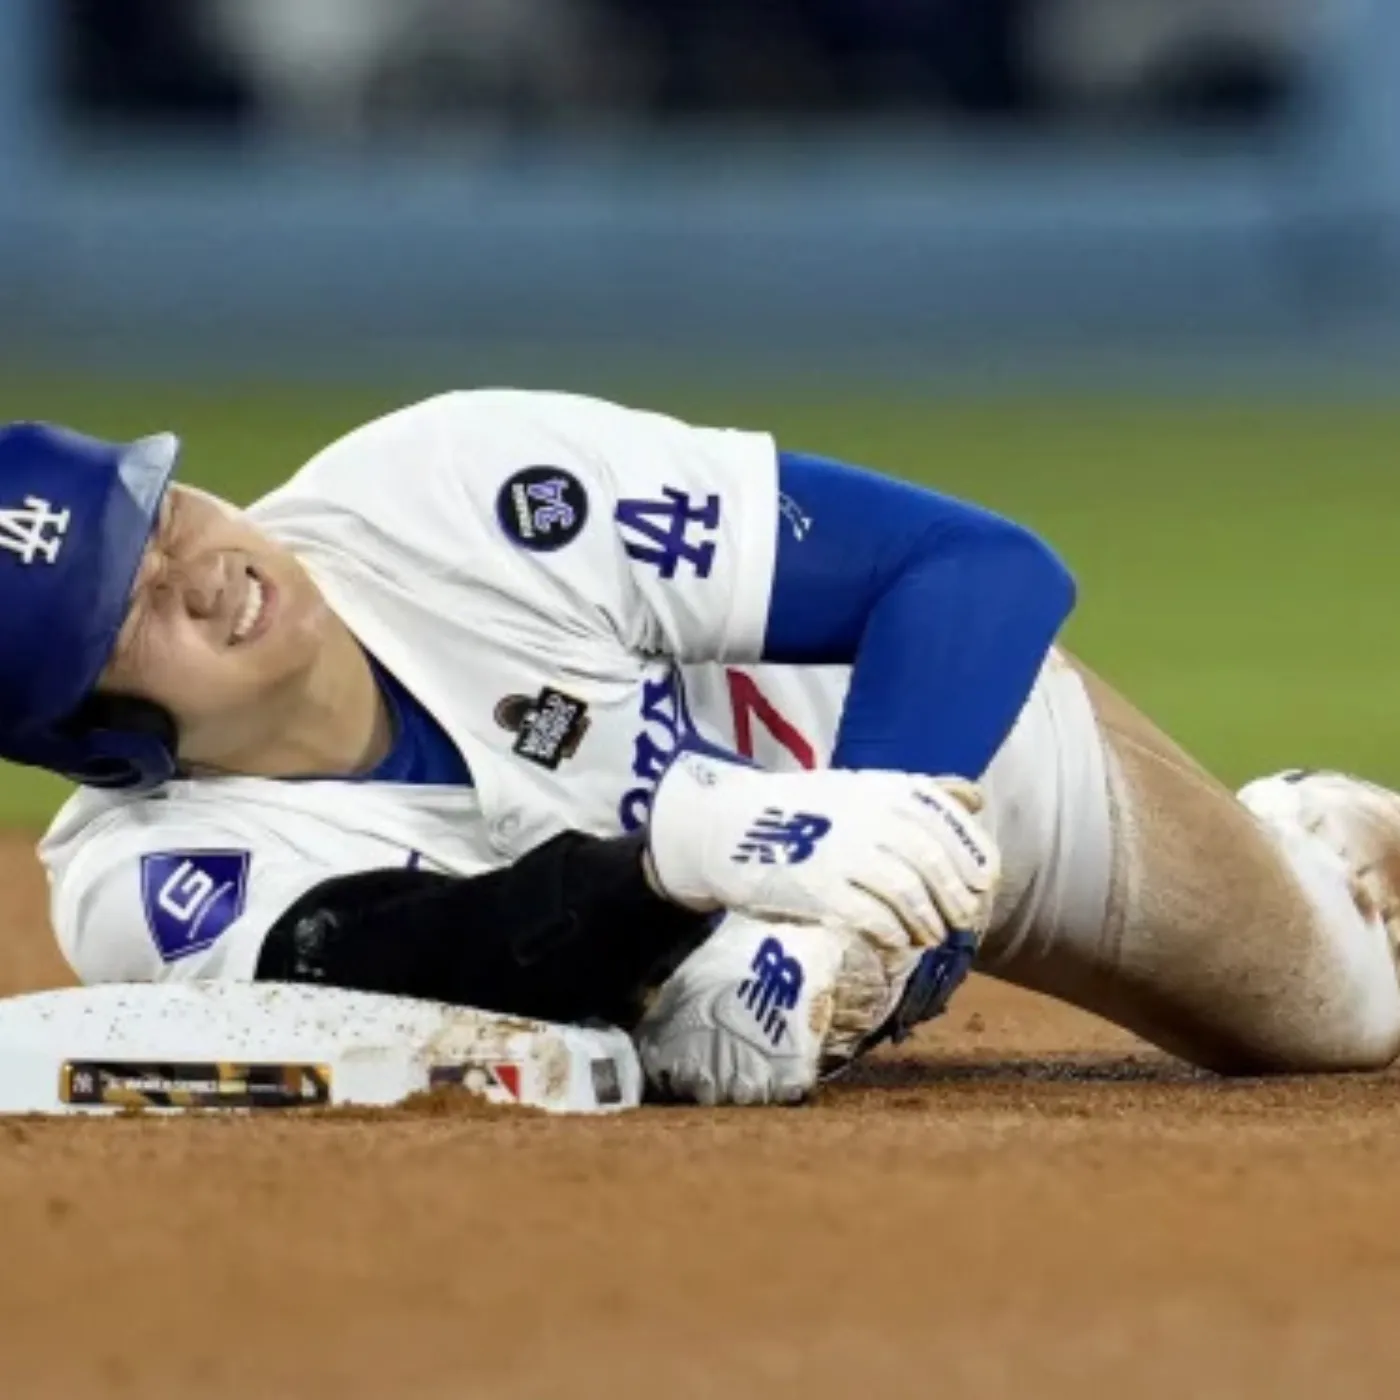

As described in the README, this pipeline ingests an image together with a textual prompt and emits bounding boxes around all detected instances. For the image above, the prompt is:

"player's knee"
[1215,1013,1400,1076]
[1314,1017,1400,1073]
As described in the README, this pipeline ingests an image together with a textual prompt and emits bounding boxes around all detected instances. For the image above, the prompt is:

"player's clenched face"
[97,485,337,767]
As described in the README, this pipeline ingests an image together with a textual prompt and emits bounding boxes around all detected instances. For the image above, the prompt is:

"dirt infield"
[2,834,1400,1399]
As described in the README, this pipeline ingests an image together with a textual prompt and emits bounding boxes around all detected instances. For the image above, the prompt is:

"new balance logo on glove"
[732,808,832,865]
[738,937,805,1047]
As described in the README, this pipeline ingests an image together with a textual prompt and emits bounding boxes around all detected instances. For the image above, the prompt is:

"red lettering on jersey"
[726,669,816,770]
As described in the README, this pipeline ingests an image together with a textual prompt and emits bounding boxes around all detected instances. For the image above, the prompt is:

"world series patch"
[496,466,589,552]
[494,687,590,770]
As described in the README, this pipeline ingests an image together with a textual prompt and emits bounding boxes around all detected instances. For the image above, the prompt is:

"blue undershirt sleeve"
[764,451,1076,779]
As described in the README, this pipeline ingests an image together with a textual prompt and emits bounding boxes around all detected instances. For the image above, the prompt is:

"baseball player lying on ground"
[1,395,1397,1105]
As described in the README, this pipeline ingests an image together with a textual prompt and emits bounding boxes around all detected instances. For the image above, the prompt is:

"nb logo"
[738,937,805,1047]
[0,496,70,565]
[733,808,832,866]
[616,489,720,579]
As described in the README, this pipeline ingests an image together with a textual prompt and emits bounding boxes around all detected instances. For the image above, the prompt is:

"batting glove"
[637,913,850,1105]
[645,749,1002,954]
[637,908,966,1105]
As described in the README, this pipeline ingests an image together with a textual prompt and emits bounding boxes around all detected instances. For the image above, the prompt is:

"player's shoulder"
[248,390,599,518]
[38,782,330,985]
[295,389,646,466]
[38,776,374,894]
[39,788,235,981]
[42,780,260,860]
[248,387,774,584]
[262,390,739,493]
[41,783,271,909]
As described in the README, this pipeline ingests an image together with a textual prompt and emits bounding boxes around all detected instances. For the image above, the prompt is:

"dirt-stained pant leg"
[984,656,1400,1074]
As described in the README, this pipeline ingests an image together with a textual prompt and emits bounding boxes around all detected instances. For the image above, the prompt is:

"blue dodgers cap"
[0,423,178,781]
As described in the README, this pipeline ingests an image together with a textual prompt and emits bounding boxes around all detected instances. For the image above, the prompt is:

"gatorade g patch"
[141,850,250,963]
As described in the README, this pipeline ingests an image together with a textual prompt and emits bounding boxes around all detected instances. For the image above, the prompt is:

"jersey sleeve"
[765,451,1076,779]
[436,391,780,663]
[47,815,331,987]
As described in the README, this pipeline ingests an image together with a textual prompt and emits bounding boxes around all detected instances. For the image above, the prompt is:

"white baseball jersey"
[38,391,1109,988]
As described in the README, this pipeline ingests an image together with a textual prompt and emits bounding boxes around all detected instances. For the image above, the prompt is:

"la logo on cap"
[0,496,70,565]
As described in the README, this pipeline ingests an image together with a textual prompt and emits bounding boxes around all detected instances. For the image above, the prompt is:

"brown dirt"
[1,833,1399,1400]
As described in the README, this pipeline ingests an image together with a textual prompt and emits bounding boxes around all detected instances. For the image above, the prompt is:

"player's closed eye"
[109,583,156,678]
[109,511,176,675]
[153,491,179,553]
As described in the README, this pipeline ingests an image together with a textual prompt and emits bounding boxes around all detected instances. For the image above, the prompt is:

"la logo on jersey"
[140,850,251,963]
[0,496,70,565]
[615,488,720,579]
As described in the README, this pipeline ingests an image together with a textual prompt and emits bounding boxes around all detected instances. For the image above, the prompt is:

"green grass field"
[4,374,1399,827]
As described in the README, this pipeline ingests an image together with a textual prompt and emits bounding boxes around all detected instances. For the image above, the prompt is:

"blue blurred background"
[6,0,1398,379]
[2,0,1399,821]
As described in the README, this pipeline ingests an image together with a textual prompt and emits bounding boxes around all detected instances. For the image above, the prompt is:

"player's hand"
[636,910,952,1105]
[645,749,1001,952]
[637,913,852,1106]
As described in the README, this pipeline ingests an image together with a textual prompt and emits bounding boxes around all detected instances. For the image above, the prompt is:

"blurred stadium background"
[3,0,1400,822]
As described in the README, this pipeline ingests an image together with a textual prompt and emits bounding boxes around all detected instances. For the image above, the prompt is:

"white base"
[0,982,641,1115]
